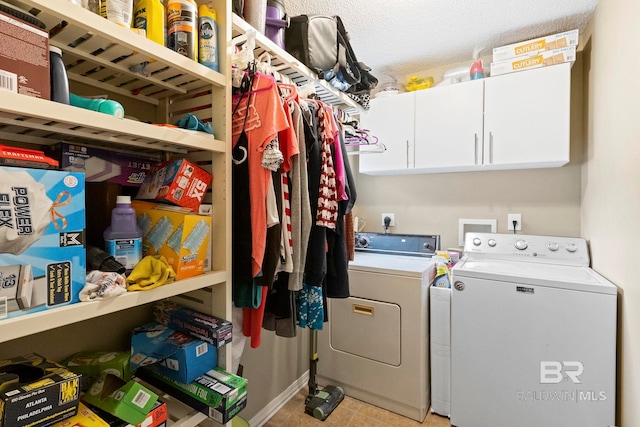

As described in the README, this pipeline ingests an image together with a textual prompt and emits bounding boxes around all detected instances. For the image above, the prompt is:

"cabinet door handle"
[406,140,410,168]
[489,132,494,164]
[474,134,478,164]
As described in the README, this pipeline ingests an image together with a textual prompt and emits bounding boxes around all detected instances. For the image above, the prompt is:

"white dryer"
[316,233,438,422]
[451,233,617,427]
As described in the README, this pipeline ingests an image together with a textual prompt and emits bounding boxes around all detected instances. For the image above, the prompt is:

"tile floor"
[262,389,451,427]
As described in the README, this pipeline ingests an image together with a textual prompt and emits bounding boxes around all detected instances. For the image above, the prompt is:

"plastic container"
[405,75,434,92]
[104,195,143,271]
[49,46,70,104]
[69,93,125,117]
[244,0,266,34]
[167,0,198,60]
[198,3,219,71]
[99,0,133,27]
[132,0,165,46]
[470,59,485,80]
[265,0,287,49]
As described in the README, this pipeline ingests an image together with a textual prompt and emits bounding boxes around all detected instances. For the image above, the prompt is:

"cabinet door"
[483,63,571,169]
[414,79,484,171]
[359,91,415,174]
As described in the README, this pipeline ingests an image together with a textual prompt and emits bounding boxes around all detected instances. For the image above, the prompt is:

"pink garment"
[325,105,348,201]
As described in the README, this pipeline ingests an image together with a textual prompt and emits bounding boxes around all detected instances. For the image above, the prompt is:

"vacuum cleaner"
[304,329,345,421]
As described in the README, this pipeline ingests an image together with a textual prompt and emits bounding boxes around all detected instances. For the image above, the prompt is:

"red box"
[127,401,167,427]
[135,159,211,211]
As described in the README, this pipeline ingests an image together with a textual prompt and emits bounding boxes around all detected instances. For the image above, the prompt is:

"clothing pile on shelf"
[231,69,357,349]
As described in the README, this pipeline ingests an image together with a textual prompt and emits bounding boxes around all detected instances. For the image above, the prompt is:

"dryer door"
[330,296,401,366]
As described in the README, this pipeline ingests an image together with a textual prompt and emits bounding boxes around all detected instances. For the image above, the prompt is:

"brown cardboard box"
[0,10,50,99]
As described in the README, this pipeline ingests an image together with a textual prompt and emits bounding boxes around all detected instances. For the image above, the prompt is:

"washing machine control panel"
[354,232,440,256]
[463,232,590,266]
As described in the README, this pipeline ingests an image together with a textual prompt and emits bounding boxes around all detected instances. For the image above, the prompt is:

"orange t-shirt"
[232,74,289,277]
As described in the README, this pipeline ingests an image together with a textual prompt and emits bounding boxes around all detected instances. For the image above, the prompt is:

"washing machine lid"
[350,252,436,277]
[453,257,617,295]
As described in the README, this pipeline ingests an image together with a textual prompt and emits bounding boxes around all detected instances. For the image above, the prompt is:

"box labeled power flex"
[135,159,211,211]
[153,301,232,348]
[48,143,161,187]
[0,167,85,320]
[0,353,81,427]
[0,10,50,99]
[130,322,217,384]
[136,366,247,425]
[132,201,211,280]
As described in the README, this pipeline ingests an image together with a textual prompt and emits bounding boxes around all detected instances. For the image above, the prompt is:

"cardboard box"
[0,353,81,427]
[64,351,132,392]
[490,46,576,77]
[153,301,232,348]
[132,201,211,280]
[0,167,85,320]
[130,322,217,384]
[82,373,158,426]
[47,144,161,187]
[492,29,579,62]
[136,366,247,425]
[0,10,50,99]
[52,402,110,427]
[135,159,211,212]
[85,401,167,427]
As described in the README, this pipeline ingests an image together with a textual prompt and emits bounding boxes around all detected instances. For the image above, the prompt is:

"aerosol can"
[198,3,219,71]
[167,0,198,60]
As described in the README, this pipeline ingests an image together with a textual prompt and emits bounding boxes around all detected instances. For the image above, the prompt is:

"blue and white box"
[0,166,85,320]
[130,321,217,384]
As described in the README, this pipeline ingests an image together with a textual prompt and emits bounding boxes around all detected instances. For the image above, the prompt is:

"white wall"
[582,0,640,425]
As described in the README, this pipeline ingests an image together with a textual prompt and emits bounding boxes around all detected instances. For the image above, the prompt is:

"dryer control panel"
[463,232,590,266]
[355,232,440,257]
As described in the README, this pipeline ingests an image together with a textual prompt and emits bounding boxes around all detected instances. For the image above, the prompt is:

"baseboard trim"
[249,371,309,427]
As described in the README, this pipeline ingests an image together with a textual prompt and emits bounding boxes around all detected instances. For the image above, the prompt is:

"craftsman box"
[135,159,211,212]
[0,353,81,427]
[0,167,85,321]
[48,143,161,187]
[492,29,579,62]
[153,300,232,348]
[132,201,211,280]
[490,46,576,77]
[0,10,50,99]
[130,322,217,384]
[64,351,132,391]
[136,366,247,425]
[82,373,158,426]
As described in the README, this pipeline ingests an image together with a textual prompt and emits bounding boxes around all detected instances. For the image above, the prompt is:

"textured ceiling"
[281,0,597,84]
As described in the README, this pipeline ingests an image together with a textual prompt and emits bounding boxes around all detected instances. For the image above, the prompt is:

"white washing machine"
[451,233,617,427]
[316,233,438,422]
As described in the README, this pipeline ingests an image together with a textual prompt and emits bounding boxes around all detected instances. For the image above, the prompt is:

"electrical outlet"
[381,213,395,227]
[507,213,522,231]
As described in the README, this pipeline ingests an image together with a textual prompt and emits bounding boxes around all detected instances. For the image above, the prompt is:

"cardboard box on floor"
[132,201,211,280]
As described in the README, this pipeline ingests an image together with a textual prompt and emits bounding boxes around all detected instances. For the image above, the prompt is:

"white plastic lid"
[116,195,131,204]
[49,46,62,56]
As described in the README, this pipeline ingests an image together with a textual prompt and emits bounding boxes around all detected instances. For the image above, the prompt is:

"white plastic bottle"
[99,0,134,27]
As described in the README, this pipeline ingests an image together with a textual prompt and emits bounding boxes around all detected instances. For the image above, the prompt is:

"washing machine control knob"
[472,238,482,246]
[358,236,369,248]
[566,243,578,253]
[488,239,497,247]
[548,242,559,251]
[515,240,528,250]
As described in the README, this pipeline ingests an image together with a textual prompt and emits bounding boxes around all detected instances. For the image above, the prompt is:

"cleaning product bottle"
[198,3,219,71]
[167,0,198,60]
[99,0,134,27]
[469,46,485,80]
[103,196,142,272]
[132,0,165,46]
[69,93,125,117]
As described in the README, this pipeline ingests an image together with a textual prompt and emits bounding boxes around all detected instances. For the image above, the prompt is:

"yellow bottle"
[132,0,166,46]
[198,3,219,71]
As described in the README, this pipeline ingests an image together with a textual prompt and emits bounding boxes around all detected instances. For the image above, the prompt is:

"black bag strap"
[334,16,361,85]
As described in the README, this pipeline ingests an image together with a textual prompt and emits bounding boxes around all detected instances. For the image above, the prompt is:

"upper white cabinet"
[359,91,415,173]
[360,62,572,174]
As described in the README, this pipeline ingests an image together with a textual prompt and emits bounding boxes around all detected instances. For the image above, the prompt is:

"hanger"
[277,82,298,103]
[232,71,276,99]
